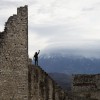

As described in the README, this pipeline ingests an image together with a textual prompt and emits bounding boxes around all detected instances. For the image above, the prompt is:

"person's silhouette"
[34,50,40,66]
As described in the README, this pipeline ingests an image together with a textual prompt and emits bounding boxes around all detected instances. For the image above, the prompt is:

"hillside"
[38,55,100,74]
[49,73,72,91]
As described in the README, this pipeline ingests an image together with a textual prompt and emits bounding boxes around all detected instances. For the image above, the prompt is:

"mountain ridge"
[38,54,100,74]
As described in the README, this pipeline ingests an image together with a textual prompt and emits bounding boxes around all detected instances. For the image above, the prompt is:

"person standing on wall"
[33,50,40,66]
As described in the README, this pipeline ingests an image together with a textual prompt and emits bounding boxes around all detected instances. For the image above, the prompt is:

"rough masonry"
[0,6,28,100]
[28,59,97,100]
[28,63,68,100]
[72,74,100,99]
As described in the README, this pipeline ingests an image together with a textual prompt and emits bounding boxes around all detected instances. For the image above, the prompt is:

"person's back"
[34,50,40,66]
[34,52,38,59]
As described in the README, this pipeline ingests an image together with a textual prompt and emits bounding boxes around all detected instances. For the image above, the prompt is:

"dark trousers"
[35,59,38,66]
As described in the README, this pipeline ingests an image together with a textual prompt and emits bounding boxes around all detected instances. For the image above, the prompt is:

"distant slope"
[48,73,72,91]
[38,55,100,74]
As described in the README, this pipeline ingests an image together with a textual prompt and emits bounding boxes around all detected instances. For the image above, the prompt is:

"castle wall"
[72,74,100,100]
[0,6,28,100]
[28,65,69,100]
[72,74,97,92]
[28,64,96,100]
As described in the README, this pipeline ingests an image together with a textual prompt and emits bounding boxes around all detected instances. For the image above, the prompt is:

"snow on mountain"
[37,54,100,74]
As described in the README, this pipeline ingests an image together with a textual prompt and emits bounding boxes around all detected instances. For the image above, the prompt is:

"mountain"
[48,73,72,91]
[37,54,100,74]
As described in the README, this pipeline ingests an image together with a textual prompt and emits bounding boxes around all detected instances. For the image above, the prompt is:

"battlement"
[17,5,28,15]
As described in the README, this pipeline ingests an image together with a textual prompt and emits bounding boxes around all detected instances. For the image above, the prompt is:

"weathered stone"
[0,5,28,100]
[72,74,100,100]
[28,65,69,100]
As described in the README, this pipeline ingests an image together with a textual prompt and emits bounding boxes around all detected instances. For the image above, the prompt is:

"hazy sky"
[0,0,100,58]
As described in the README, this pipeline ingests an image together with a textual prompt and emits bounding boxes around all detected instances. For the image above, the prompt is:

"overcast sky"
[0,0,100,58]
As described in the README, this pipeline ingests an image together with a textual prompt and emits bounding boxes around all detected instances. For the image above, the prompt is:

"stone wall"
[72,74,100,100]
[0,6,28,100]
[28,64,97,100]
[28,64,69,100]
[72,74,100,92]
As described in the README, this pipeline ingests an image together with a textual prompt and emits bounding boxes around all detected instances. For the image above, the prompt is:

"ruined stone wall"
[28,64,96,100]
[28,65,69,100]
[72,74,100,100]
[0,6,28,100]
[72,74,100,92]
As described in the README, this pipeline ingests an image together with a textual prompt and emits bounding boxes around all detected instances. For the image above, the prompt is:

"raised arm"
[38,50,40,54]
